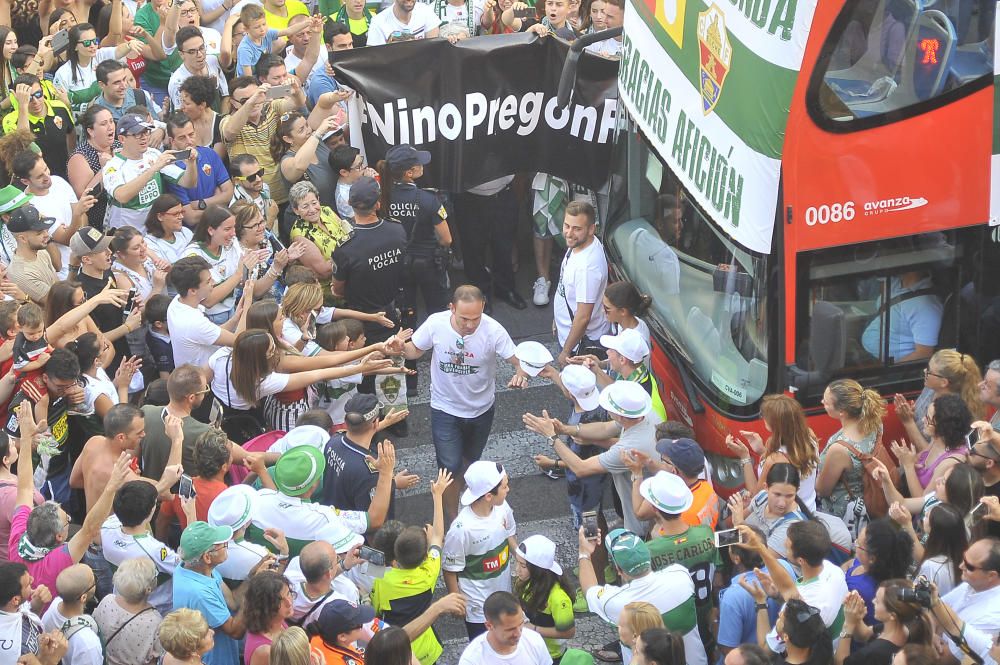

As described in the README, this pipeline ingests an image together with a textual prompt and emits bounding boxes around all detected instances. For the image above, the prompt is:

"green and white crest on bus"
[619,0,818,254]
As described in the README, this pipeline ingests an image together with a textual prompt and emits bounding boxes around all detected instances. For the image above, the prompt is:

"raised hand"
[894,393,914,424]
[394,469,420,490]
[430,468,453,497]
[890,439,916,466]
[372,440,397,475]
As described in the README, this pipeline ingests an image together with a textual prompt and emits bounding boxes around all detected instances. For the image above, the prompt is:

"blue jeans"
[83,544,113,600]
[430,405,495,473]
[41,467,71,508]
[205,309,234,325]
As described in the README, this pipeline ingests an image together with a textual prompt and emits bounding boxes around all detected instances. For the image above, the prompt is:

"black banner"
[330,33,619,191]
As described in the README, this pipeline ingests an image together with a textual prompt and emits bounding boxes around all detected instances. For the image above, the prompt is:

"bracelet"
[755,603,768,611]
[124,323,133,333]
[578,553,590,560]
[548,434,558,443]
[838,631,851,640]
[740,458,751,465]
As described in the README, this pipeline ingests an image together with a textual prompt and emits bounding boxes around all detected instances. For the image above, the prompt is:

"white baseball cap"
[599,328,650,363]
[517,534,563,575]
[207,485,259,532]
[461,460,507,506]
[598,381,652,419]
[515,341,554,378]
[560,365,600,411]
[639,471,693,515]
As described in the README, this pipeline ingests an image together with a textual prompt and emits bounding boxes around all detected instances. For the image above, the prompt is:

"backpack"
[61,614,106,664]
[764,507,853,566]
[832,430,897,521]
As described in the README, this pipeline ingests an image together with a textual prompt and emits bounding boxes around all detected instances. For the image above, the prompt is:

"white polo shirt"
[941,582,1000,662]
[100,515,180,613]
[247,490,368,557]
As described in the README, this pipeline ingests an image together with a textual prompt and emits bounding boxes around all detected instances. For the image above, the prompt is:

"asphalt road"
[388,260,620,663]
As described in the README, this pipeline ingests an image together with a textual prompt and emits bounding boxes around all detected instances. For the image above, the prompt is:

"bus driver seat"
[789,300,847,391]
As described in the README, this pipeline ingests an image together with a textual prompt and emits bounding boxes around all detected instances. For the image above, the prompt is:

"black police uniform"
[331,217,408,346]
[388,181,451,327]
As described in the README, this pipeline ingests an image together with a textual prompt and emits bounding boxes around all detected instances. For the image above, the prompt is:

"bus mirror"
[556,27,623,108]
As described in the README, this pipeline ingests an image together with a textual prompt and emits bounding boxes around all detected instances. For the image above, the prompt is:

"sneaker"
[532,277,551,306]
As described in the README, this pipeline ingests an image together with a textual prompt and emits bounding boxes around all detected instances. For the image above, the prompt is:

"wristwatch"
[755,603,768,611]
[197,199,207,210]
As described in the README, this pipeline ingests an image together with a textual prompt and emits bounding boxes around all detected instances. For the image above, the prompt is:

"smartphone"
[265,84,292,100]
[178,474,196,499]
[513,6,536,18]
[966,501,989,528]
[51,30,70,55]
[581,510,599,540]
[714,527,745,548]
[122,288,137,318]
[171,148,192,161]
[86,182,104,198]
[358,546,386,567]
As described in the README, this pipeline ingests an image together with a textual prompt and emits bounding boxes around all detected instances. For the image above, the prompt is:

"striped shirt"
[220,100,294,204]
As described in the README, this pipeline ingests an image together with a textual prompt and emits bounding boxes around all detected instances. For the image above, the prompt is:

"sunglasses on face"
[29,90,43,99]
[240,168,265,181]
[80,38,99,47]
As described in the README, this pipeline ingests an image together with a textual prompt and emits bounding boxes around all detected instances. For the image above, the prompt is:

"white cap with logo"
[461,460,507,506]
[599,328,650,364]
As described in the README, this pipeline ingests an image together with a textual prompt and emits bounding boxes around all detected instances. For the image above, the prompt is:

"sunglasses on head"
[240,168,265,181]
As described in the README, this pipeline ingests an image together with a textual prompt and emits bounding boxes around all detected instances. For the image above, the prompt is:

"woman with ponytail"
[817,378,887,521]
[727,394,820,509]
[773,599,833,665]
[836,580,933,665]
[894,349,983,452]
[731,463,816,559]
[603,280,652,348]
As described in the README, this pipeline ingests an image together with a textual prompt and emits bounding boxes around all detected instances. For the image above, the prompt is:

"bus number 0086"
[804,202,855,226]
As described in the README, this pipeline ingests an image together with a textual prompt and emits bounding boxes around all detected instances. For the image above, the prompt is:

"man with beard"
[367,0,441,44]
[6,204,59,305]
[553,201,610,366]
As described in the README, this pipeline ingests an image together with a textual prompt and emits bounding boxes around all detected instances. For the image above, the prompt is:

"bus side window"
[810,0,994,127]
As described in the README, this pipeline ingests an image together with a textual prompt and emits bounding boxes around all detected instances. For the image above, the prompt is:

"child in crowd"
[312,320,365,431]
[144,294,173,380]
[443,461,517,639]
[236,5,316,76]
[12,302,52,389]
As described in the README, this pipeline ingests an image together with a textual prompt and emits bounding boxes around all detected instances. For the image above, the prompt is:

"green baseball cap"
[180,521,233,562]
[605,528,651,576]
[0,185,33,215]
[274,445,325,497]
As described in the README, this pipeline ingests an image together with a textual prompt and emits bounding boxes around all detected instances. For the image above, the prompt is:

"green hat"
[605,528,651,576]
[180,521,233,562]
[274,445,325,497]
[0,186,33,215]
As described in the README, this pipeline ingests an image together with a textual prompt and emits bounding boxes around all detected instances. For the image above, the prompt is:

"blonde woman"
[280,282,394,355]
[816,379,887,522]
[894,349,983,452]
[726,394,820,510]
[158,609,214,665]
[617,601,665,660]
[270,627,323,665]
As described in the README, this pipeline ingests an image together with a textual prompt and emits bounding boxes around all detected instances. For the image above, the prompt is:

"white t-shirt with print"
[166,296,224,368]
[100,515,181,612]
[250,490,369,551]
[284,555,361,628]
[410,310,516,418]
[208,347,290,410]
[103,149,185,233]
[442,502,516,623]
[182,241,242,316]
[168,59,230,110]
[216,539,270,583]
[553,238,610,348]
[31,177,78,280]
[41,603,103,665]
[766,560,848,653]
[367,2,441,44]
[458,628,552,665]
[53,46,119,96]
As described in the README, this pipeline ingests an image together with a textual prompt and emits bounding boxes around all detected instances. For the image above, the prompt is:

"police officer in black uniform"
[376,144,453,395]
[331,176,407,379]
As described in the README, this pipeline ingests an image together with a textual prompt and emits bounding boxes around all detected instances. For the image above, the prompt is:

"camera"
[898,575,932,608]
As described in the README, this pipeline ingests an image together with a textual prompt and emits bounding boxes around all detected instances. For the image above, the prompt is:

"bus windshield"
[605,130,771,412]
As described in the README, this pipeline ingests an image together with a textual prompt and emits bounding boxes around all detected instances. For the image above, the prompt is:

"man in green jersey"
[636,470,720,649]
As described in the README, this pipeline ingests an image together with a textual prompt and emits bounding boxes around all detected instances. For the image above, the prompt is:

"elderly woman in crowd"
[159,608,216,665]
[287,180,351,280]
[93,557,164,665]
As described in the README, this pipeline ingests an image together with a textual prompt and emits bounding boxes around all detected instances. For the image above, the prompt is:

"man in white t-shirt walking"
[401,285,530,522]
[367,0,442,44]
[458,591,552,665]
[553,200,610,366]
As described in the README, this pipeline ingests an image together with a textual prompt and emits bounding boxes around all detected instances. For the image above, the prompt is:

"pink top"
[915,445,968,488]
[8,505,73,614]
[0,480,44,563]
[245,628,283,664]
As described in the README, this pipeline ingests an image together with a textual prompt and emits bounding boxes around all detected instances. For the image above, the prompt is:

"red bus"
[609,0,997,493]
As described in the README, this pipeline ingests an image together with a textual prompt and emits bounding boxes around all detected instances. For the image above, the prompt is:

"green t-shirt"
[646,524,720,620]
[371,548,442,665]
[134,4,182,88]
[519,583,575,659]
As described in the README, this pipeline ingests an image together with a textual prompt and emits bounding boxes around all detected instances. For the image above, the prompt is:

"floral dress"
[818,426,880,519]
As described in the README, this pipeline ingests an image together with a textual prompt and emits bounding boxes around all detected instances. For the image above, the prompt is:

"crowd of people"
[0,1,999,665]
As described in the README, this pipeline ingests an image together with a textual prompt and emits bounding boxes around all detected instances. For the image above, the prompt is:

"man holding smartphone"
[164,112,234,226]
